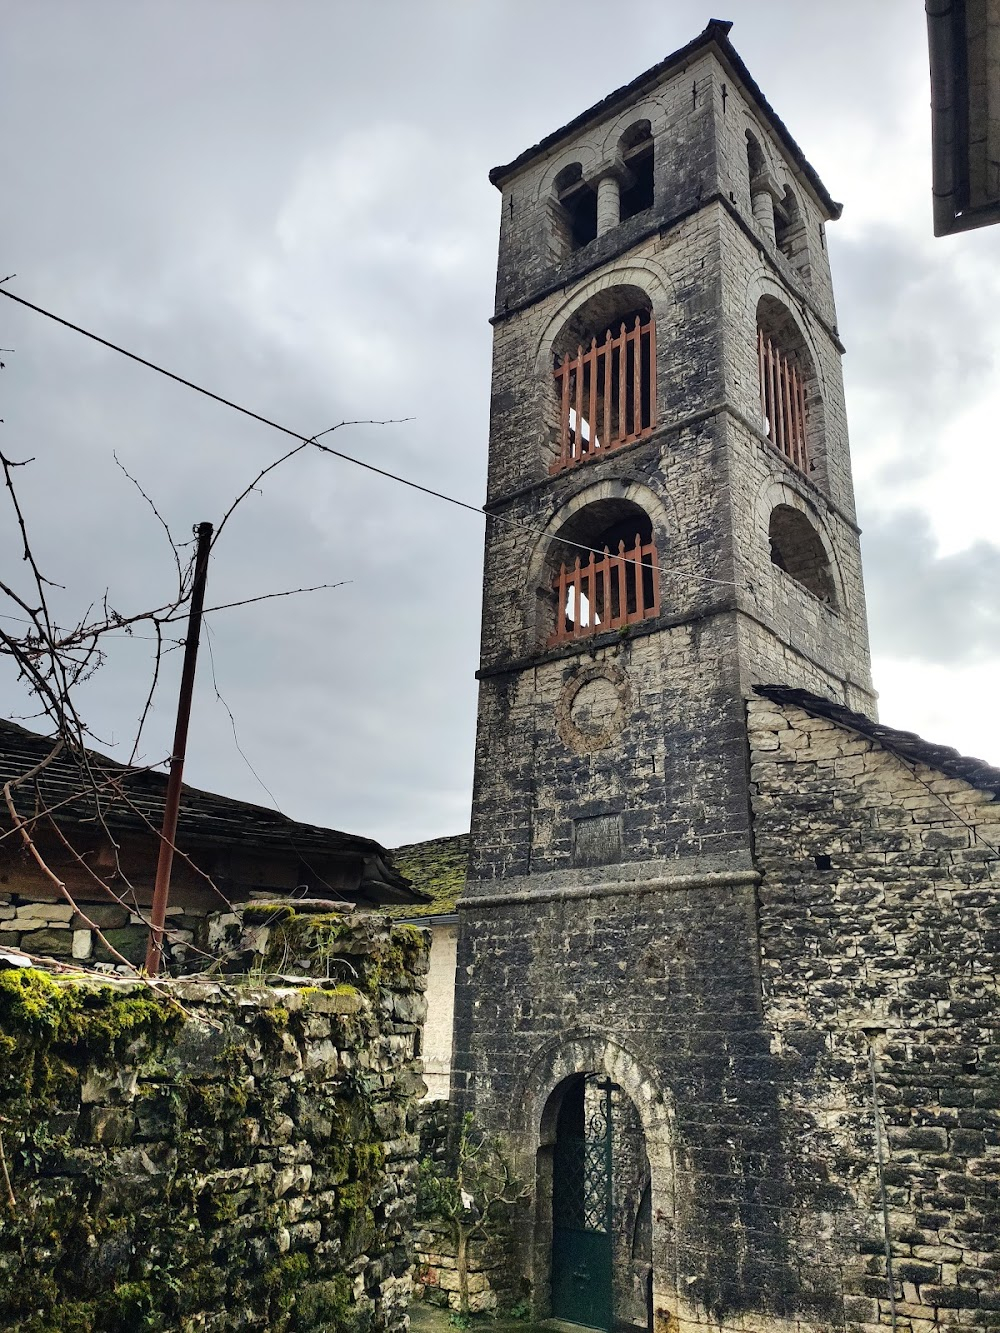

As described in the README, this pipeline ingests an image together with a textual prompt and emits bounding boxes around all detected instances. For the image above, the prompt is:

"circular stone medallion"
[556,665,631,753]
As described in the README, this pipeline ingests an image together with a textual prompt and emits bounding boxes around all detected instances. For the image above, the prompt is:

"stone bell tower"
[453,20,875,1333]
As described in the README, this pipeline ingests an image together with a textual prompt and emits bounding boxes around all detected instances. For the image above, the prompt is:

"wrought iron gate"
[551,1077,614,1330]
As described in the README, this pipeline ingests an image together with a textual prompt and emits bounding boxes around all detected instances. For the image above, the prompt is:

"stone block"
[19,927,74,958]
[71,903,130,930]
[93,926,148,966]
[72,929,92,960]
[14,901,74,924]
[88,1106,135,1146]
[921,1285,980,1309]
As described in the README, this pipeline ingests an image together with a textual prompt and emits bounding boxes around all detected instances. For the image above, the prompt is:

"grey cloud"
[836,226,997,487]
[862,509,1000,665]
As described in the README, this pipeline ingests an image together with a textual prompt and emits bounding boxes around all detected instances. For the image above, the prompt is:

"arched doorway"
[547,1075,652,1332]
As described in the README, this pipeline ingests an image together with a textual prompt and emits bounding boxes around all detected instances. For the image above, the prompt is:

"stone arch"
[534,268,667,472]
[745,126,766,187]
[774,184,812,282]
[753,476,844,610]
[746,271,829,399]
[774,184,800,254]
[533,262,671,373]
[511,1032,676,1325]
[617,120,654,221]
[549,283,652,362]
[598,96,667,156]
[541,145,604,257]
[551,162,599,252]
[539,144,603,200]
[524,478,672,646]
[769,506,836,604]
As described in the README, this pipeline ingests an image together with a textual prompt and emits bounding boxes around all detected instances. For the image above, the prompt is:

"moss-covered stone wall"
[0,910,428,1333]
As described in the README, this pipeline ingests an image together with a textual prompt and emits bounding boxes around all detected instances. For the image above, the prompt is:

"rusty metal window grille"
[757,327,809,473]
[551,316,655,474]
[549,533,659,648]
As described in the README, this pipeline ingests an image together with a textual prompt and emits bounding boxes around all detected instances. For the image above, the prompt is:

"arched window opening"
[547,501,659,647]
[618,122,654,222]
[769,505,835,604]
[555,163,598,251]
[550,289,655,475]
[756,297,815,475]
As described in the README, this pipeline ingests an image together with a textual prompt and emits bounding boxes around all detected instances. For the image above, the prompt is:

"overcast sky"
[1,1,998,850]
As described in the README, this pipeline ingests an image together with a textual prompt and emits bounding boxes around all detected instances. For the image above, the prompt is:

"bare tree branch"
[0,384,365,981]
[163,581,351,622]
[212,418,408,546]
[114,451,185,593]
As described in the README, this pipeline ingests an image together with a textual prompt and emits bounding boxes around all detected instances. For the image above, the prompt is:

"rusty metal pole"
[144,521,213,977]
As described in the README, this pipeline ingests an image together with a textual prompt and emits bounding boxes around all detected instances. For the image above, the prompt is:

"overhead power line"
[0,285,739,591]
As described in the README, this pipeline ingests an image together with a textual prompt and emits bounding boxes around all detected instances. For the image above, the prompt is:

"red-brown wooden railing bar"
[757,328,809,473]
[551,316,656,473]
[548,534,660,647]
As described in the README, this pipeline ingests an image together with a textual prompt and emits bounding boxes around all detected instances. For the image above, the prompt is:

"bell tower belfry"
[453,21,875,1331]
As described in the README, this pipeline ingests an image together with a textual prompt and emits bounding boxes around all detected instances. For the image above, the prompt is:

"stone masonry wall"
[0,909,428,1333]
[748,696,1000,1333]
[0,891,210,972]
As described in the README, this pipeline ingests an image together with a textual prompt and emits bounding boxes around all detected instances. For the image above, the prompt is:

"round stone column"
[596,173,620,236]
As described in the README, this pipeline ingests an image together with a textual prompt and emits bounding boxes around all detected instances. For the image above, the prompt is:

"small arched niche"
[542,498,659,647]
[756,295,822,477]
[549,286,655,473]
[618,121,654,222]
[769,505,836,604]
[554,163,598,253]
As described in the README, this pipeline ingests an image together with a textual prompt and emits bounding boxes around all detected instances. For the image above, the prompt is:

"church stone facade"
[448,21,1000,1333]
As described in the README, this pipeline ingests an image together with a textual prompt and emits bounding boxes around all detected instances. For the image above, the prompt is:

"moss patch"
[388,834,469,917]
[0,957,407,1332]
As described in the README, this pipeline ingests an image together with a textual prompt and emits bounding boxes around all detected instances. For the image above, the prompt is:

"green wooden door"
[551,1079,613,1330]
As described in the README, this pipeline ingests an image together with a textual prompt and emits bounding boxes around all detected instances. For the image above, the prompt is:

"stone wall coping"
[460,867,760,910]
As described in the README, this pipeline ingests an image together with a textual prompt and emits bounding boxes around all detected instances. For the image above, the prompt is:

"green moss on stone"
[292,1274,353,1329]
[0,922,411,1333]
[242,902,297,926]
[388,833,468,916]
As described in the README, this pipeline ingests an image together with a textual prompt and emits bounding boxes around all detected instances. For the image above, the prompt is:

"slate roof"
[489,19,842,219]
[388,834,468,918]
[756,685,1000,800]
[0,717,426,904]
